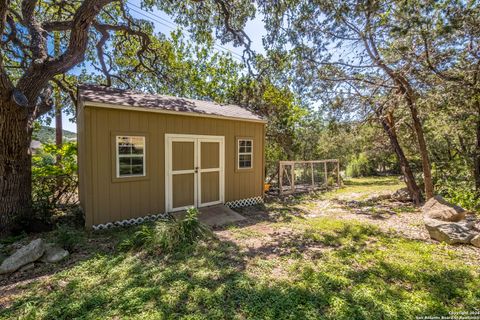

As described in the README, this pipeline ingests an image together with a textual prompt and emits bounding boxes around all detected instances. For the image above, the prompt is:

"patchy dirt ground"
[216,181,480,265]
[1,177,480,319]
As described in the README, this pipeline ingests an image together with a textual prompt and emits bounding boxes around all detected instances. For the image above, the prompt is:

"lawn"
[1,176,479,320]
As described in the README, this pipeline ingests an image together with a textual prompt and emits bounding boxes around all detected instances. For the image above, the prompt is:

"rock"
[473,221,480,233]
[0,239,45,274]
[471,235,480,248]
[391,188,411,202]
[364,193,391,202]
[424,218,474,244]
[422,195,465,222]
[18,262,35,272]
[39,244,69,263]
[458,215,478,229]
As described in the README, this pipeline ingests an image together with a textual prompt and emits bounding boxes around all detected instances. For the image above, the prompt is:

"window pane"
[119,164,132,176]
[119,157,132,166]
[131,137,144,154]
[238,140,252,154]
[131,165,144,175]
[239,153,252,168]
[117,136,144,155]
[239,154,252,161]
[239,160,252,168]
[118,156,144,177]
[131,157,143,166]
[118,137,132,155]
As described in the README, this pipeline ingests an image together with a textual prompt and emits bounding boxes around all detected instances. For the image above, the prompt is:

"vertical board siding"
[80,106,265,227]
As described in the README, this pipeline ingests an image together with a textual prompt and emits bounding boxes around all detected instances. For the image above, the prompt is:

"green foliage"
[32,125,77,144]
[346,153,375,178]
[435,179,480,212]
[54,225,85,252]
[32,142,78,222]
[119,208,212,253]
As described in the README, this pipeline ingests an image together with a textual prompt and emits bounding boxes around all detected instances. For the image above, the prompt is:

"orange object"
[264,183,271,192]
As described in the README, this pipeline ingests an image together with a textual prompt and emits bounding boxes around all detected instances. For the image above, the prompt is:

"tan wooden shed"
[77,85,266,229]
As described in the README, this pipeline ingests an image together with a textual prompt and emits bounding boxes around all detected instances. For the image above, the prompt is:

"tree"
[0,0,254,233]
[258,0,436,200]
[392,0,480,191]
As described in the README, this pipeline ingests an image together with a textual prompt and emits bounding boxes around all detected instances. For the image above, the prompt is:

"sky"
[56,2,267,133]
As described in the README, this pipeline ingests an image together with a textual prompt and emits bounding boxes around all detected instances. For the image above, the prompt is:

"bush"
[119,208,212,252]
[32,142,78,223]
[346,153,375,178]
[54,224,85,252]
[435,181,480,212]
[432,161,480,212]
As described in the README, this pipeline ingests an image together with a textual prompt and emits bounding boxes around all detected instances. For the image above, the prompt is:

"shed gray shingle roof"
[78,85,265,122]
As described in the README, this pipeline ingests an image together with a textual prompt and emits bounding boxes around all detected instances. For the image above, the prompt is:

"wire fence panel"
[278,160,340,195]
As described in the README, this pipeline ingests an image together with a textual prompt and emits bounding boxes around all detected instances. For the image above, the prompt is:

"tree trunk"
[54,31,63,164]
[55,88,63,162]
[407,99,434,199]
[0,99,33,234]
[379,110,422,205]
[474,101,480,191]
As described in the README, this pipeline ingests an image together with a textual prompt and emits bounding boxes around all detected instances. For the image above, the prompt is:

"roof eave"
[82,100,268,124]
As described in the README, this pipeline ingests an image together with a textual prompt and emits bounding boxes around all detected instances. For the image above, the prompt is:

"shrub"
[32,142,78,223]
[119,208,212,253]
[435,181,480,212]
[346,153,375,177]
[54,224,85,252]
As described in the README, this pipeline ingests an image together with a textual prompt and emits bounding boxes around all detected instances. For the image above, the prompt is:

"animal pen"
[278,160,341,195]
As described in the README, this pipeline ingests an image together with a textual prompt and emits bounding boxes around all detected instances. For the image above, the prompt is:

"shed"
[77,85,266,229]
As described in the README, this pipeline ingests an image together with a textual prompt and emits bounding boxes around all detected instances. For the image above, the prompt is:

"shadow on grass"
[334,197,417,222]
[343,177,401,187]
[2,216,478,319]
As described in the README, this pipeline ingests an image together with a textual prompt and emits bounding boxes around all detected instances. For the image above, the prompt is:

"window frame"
[236,138,253,171]
[115,135,147,179]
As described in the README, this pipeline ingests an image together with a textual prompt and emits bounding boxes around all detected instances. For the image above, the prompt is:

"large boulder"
[424,218,475,244]
[471,234,480,248]
[422,195,465,222]
[391,188,411,202]
[39,244,69,263]
[0,239,45,274]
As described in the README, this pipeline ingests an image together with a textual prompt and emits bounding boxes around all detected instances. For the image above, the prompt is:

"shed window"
[238,139,253,169]
[116,136,145,177]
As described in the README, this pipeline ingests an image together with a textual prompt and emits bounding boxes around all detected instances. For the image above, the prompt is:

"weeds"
[119,208,212,253]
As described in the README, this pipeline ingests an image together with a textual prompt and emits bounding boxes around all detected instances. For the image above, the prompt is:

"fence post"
[291,163,295,193]
[324,161,328,186]
[337,160,341,187]
[310,162,314,189]
[279,162,283,195]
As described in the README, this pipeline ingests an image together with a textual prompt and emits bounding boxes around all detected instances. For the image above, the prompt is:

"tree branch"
[21,0,48,62]
[213,0,255,74]
[17,0,115,101]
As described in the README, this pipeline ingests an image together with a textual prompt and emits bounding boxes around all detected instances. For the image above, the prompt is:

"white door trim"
[165,134,225,213]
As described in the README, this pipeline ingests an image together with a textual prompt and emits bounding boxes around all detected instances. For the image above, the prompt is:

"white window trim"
[237,139,253,170]
[116,135,146,178]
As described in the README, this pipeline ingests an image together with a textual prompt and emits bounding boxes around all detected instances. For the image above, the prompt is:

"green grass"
[326,176,405,198]
[1,177,479,320]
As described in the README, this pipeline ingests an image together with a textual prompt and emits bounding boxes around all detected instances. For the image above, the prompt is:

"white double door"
[165,134,225,212]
